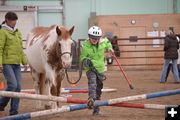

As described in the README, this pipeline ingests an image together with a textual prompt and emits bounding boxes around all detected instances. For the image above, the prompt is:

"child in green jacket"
[80,26,114,115]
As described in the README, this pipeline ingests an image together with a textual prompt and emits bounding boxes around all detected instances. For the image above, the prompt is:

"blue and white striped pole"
[0,103,178,120]
[95,89,180,106]
[1,89,180,120]
[0,104,88,120]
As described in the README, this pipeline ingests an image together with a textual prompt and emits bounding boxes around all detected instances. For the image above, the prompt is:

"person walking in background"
[164,31,180,81]
[111,36,120,57]
[0,11,28,115]
[80,26,114,115]
[106,35,121,65]
[160,30,180,83]
[176,36,180,76]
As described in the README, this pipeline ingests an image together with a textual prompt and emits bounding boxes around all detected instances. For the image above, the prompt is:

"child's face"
[89,38,99,45]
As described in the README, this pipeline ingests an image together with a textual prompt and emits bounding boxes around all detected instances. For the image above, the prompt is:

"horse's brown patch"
[30,25,56,46]
[56,73,64,97]
[50,73,64,97]
[43,44,47,50]
[32,25,55,38]
[42,35,50,44]
[29,36,36,46]
[47,41,63,72]
[50,84,57,96]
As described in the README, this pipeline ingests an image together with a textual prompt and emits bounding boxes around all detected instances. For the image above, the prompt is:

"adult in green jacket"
[0,11,28,116]
[80,26,114,115]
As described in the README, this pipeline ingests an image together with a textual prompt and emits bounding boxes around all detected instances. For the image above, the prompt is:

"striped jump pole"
[0,89,180,104]
[111,103,177,110]
[66,97,177,110]
[92,89,180,107]
[61,88,117,93]
[21,88,117,94]
[0,102,177,120]
[0,104,88,120]
[67,88,180,109]
[0,103,177,120]
[22,87,117,91]
[0,89,180,120]
[63,87,117,90]
[0,91,68,103]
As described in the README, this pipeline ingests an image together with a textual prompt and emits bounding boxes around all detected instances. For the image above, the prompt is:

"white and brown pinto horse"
[26,25,74,109]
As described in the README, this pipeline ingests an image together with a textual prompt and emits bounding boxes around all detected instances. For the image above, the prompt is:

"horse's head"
[56,26,74,68]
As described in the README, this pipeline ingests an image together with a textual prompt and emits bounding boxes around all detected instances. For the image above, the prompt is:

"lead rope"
[65,59,84,84]
[65,39,83,84]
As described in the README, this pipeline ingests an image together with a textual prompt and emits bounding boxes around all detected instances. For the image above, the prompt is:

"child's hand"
[83,58,93,68]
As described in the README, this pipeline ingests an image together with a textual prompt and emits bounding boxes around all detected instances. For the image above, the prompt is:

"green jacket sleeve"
[0,30,6,64]
[17,30,28,65]
[80,42,88,63]
[104,38,112,51]
[80,41,93,71]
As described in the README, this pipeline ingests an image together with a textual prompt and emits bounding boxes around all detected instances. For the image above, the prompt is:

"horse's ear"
[56,26,61,36]
[69,26,74,36]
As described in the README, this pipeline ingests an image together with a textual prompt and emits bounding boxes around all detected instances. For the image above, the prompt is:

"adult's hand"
[23,65,29,71]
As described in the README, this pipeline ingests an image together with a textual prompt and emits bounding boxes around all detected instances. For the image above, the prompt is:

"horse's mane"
[31,25,56,38]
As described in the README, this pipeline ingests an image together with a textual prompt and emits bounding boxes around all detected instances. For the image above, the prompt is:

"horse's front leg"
[56,73,64,107]
[44,75,57,109]
[31,70,42,109]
